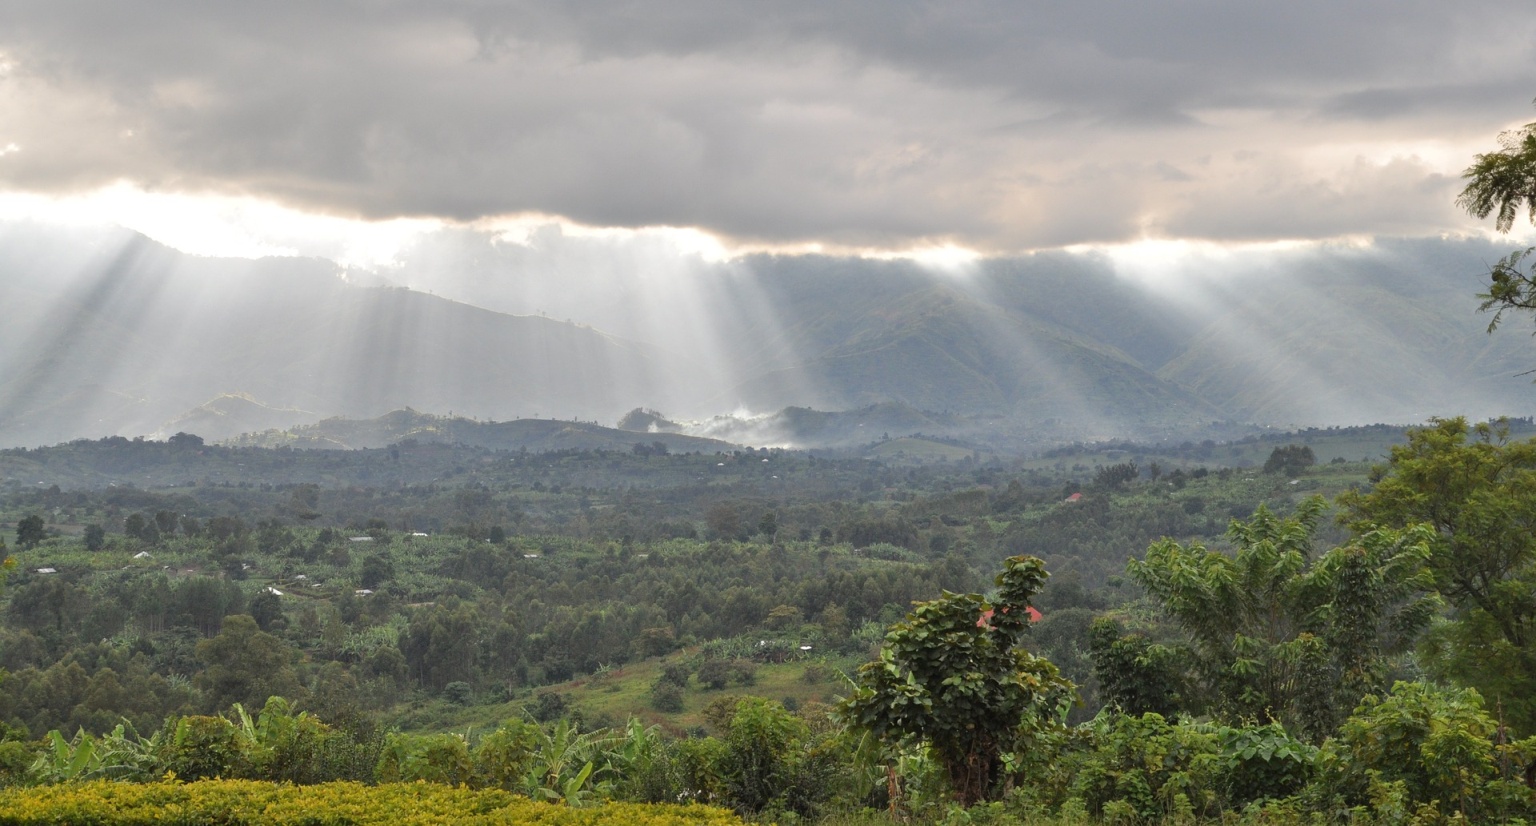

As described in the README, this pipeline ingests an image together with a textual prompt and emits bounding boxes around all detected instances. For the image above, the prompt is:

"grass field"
[863,437,986,464]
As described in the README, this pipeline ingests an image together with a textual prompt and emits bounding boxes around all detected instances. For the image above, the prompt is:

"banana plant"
[31,730,99,783]
[556,760,599,807]
[605,718,669,802]
[95,721,164,781]
[32,727,96,776]
[615,719,662,766]
[30,720,168,784]
[523,719,614,806]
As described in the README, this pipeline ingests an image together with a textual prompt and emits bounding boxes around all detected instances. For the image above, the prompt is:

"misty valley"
[4,129,1536,826]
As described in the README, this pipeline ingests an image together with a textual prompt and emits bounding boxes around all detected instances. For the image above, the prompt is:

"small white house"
[35,567,57,574]
[133,551,153,559]
[264,587,284,596]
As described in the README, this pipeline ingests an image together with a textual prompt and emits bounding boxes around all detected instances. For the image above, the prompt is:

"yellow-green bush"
[0,779,746,825]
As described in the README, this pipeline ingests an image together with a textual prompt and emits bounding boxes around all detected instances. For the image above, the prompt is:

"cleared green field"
[864,437,983,464]
[390,649,863,736]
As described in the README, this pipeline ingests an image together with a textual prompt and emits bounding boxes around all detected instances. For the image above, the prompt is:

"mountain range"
[2,224,1533,450]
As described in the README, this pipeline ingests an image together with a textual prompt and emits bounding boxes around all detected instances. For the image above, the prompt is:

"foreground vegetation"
[0,779,745,825]
[1,417,1535,824]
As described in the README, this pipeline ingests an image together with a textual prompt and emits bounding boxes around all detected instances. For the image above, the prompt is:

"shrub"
[158,715,248,781]
[474,720,540,791]
[375,733,474,786]
[530,691,568,723]
[0,779,749,824]
[1311,681,1536,822]
[651,682,685,713]
[1059,712,1221,820]
[657,662,693,689]
[1214,721,1316,805]
[0,740,35,785]
[444,681,474,705]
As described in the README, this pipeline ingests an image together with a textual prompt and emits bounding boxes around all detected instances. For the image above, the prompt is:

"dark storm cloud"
[0,0,1532,249]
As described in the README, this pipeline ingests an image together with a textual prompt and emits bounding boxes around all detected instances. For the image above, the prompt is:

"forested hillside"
[3,417,1535,824]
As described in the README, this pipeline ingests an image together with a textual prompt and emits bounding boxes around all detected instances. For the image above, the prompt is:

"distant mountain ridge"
[722,283,1221,430]
[2,226,1534,449]
[228,408,735,453]
[0,227,692,447]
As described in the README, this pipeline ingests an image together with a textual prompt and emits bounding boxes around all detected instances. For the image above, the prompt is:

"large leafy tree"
[1341,417,1536,733]
[838,555,1071,805]
[15,514,46,550]
[195,614,303,713]
[1127,498,1437,740]
[400,602,478,691]
[1263,444,1316,476]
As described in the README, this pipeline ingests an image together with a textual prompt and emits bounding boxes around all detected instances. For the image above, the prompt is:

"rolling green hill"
[229,409,736,453]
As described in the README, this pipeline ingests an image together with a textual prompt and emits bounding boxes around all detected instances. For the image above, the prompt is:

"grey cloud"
[0,1,1533,249]
[1160,156,1465,241]
[1319,81,1536,122]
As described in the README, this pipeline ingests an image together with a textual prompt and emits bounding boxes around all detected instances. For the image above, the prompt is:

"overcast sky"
[2,1,1535,259]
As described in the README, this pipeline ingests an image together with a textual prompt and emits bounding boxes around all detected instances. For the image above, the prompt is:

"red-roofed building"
[977,605,1043,628]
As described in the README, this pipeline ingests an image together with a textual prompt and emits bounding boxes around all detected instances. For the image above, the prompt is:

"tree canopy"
[1459,118,1536,233]
[1460,109,1536,336]
[1341,417,1536,733]
[1127,498,1438,740]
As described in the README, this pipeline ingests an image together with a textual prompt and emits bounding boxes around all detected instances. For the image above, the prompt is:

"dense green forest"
[1,416,1535,824]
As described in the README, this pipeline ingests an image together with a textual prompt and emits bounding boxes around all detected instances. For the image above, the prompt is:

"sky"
[1,1,1535,265]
